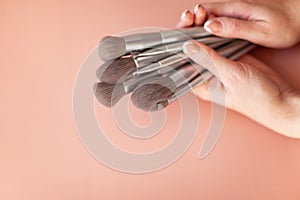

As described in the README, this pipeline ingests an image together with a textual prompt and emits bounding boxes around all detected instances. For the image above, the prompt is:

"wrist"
[276,89,300,138]
[286,0,300,43]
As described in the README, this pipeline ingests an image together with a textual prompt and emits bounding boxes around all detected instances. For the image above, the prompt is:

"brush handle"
[133,40,249,76]
[133,53,171,68]
[165,64,201,88]
[163,44,256,106]
[124,27,211,52]
[159,40,250,90]
[138,37,233,57]
[133,38,228,68]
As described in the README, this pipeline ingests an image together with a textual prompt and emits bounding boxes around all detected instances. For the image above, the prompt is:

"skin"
[177,2,300,138]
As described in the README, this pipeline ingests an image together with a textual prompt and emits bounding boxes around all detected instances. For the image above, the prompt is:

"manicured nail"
[181,9,189,20]
[204,20,222,33]
[194,4,201,14]
[183,41,201,56]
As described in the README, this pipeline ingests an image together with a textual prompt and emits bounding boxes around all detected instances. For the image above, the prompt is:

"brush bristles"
[94,82,126,107]
[99,57,136,84]
[98,36,127,61]
[131,83,175,111]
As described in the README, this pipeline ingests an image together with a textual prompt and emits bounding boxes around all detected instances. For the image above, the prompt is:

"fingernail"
[183,41,201,56]
[194,4,201,14]
[204,20,222,33]
[181,9,189,20]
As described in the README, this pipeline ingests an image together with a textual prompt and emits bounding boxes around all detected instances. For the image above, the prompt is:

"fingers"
[183,40,237,86]
[203,17,269,45]
[176,9,194,28]
[194,4,206,26]
[192,76,226,107]
[202,1,253,20]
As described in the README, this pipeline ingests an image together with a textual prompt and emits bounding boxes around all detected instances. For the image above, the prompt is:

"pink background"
[1,0,300,199]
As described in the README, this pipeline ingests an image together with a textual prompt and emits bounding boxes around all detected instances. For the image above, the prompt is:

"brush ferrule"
[124,32,163,52]
[134,53,170,69]
[134,53,188,76]
[123,70,162,93]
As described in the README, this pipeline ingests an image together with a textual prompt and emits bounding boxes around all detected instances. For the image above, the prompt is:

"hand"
[183,40,300,138]
[176,5,300,138]
[179,1,300,48]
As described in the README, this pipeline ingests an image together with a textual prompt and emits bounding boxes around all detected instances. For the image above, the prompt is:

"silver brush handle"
[159,40,245,90]
[134,40,248,76]
[124,27,211,52]
[134,53,188,76]
[166,64,201,88]
[138,37,233,57]
[134,53,171,68]
[161,27,211,43]
[164,44,256,106]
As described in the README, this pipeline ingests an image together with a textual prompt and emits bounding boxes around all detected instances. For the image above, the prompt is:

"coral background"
[1,0,300,199]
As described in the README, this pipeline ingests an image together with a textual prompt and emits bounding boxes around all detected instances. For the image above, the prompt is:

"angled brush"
[94,65,188,107]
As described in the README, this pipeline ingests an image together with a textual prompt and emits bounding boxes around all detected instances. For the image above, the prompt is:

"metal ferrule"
[124,32,163,52]
[134,53,170,69]
[133,53,188,76]
[122,69,162,93]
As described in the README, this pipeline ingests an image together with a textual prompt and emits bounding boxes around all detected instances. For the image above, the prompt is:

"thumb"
[203,17,268,45]
[183,40,238,86]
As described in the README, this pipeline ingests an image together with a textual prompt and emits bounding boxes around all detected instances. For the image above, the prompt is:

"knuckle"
[226,61,249,85]
[229,19,242,35]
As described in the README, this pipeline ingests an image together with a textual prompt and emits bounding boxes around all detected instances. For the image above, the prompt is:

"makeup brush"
[98,27,212,61]
[97,53,170,84]
[97,37,233,84]
[132,40,250,77]
[95,41,252,108]
[131,44,256,111]
[131,64,201,111]
[94,66,181,107]
[131,64,204,111]
[137,36,233,57]
[94,82,126,107]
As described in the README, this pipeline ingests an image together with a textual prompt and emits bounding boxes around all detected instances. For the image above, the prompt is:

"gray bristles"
[131,83,175,112]
[94,82,126,107]
[98,57,136,84]
[98,36,127,61]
